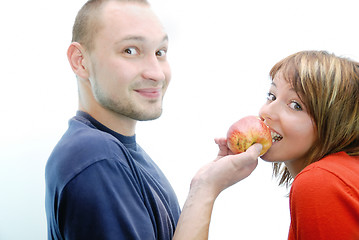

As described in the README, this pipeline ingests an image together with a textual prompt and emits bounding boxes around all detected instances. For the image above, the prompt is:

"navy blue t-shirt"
[45,111,181,240]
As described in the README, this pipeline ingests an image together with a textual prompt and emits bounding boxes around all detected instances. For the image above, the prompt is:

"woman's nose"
[259,101,278,123]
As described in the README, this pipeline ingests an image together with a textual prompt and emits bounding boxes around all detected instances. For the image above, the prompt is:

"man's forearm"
[173,186,217,240]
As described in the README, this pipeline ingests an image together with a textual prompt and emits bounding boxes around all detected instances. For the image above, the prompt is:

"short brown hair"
[270,51,359,186]
[71,0,149,51]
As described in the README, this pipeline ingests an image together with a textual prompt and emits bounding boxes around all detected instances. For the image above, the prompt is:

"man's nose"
[141,55,166,82]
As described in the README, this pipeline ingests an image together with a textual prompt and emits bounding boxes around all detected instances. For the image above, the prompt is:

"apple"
[227,115,272,156]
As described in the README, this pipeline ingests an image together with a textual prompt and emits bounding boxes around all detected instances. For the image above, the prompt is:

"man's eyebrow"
[121,36,145,42]
[162,35,169,42]
[120,35,168,43]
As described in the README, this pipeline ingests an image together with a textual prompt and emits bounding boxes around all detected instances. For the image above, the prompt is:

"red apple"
[227,115,272,156]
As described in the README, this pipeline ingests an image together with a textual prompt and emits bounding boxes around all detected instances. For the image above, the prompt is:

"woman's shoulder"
[299,152,358,178]
[292,152,359,196]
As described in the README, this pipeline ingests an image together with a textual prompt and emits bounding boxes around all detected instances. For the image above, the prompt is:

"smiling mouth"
[271,131,283,143]
[135,88,162,98]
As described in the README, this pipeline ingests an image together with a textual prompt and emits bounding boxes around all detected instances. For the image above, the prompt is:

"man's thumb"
[246,143,263,157]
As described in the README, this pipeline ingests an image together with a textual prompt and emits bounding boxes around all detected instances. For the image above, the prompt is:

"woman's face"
[259,73,317,177]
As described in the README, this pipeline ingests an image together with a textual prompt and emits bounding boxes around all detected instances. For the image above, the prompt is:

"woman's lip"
[261,118,283,143]
[135,88,162,98]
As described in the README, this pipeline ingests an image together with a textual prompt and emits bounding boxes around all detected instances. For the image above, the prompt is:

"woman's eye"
[156,49,167,57]
[289,101,303,111]
[267,92,276,101]
[124,47,139,55]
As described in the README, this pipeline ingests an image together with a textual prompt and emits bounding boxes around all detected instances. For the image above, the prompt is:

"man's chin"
[136,109,163,121]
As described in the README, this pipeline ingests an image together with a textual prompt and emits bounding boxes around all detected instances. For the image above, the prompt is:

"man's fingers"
[245,143,262,158]
[214,138,231,158]
[214,137,226,146]
[230,143,262,172]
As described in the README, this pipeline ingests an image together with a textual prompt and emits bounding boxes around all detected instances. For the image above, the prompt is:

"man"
[45,0,262,239]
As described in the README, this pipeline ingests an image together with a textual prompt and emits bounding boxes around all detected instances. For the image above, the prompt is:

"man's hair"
[270,50,359,186]
[72,0,150,51]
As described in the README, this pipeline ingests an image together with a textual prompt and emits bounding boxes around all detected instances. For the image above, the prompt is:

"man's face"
[86,2,171,121]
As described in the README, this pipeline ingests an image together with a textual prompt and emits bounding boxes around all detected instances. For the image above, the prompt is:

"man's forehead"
[96,3,167,44]
[101,1,153,22]
[101,3,164,31]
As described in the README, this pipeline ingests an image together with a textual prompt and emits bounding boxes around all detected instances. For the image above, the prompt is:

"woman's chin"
[260,149,276,162]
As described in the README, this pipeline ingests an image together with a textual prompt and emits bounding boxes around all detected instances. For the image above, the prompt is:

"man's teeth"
[271,131,283,142]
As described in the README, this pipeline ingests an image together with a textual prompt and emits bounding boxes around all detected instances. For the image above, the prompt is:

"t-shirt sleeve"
[289,167,359,239]
[57,159,156,240]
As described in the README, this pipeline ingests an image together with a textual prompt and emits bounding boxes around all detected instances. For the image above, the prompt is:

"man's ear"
[67,42,89,79]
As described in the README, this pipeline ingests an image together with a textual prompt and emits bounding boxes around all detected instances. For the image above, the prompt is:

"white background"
[1,0,358,239]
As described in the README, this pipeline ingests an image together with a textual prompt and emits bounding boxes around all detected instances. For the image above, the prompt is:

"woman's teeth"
[271,131,283,142]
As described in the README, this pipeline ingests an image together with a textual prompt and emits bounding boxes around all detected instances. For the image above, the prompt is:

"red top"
[288,152,359,240]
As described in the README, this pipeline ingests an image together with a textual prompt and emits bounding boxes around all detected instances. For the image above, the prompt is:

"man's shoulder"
[45,117,129,190]
[53,117,118,159]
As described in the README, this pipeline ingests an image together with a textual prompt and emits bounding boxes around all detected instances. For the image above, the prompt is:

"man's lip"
[135,88,162,98]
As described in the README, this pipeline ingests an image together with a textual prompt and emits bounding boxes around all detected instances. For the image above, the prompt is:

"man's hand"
[190,138,262,198]
[173,138,263,240]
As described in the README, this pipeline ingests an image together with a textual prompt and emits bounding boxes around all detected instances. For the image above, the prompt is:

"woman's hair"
[72,0,149,51]
[270,50,359,187]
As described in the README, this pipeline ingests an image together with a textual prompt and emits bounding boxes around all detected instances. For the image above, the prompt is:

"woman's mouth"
[271,130,283,143]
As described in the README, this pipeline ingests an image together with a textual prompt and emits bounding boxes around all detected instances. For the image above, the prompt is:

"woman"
[259,51,359,239]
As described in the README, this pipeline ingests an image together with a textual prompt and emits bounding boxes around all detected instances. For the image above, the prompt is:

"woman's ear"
[67,42,89,79]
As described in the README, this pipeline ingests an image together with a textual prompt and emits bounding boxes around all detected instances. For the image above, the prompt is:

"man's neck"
[78,105,137,137]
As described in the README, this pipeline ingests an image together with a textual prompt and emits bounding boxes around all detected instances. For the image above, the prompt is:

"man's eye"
[289,101,303,111]
[267,92,276,101]
[156,49,167,57]
[124,47,138,55]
